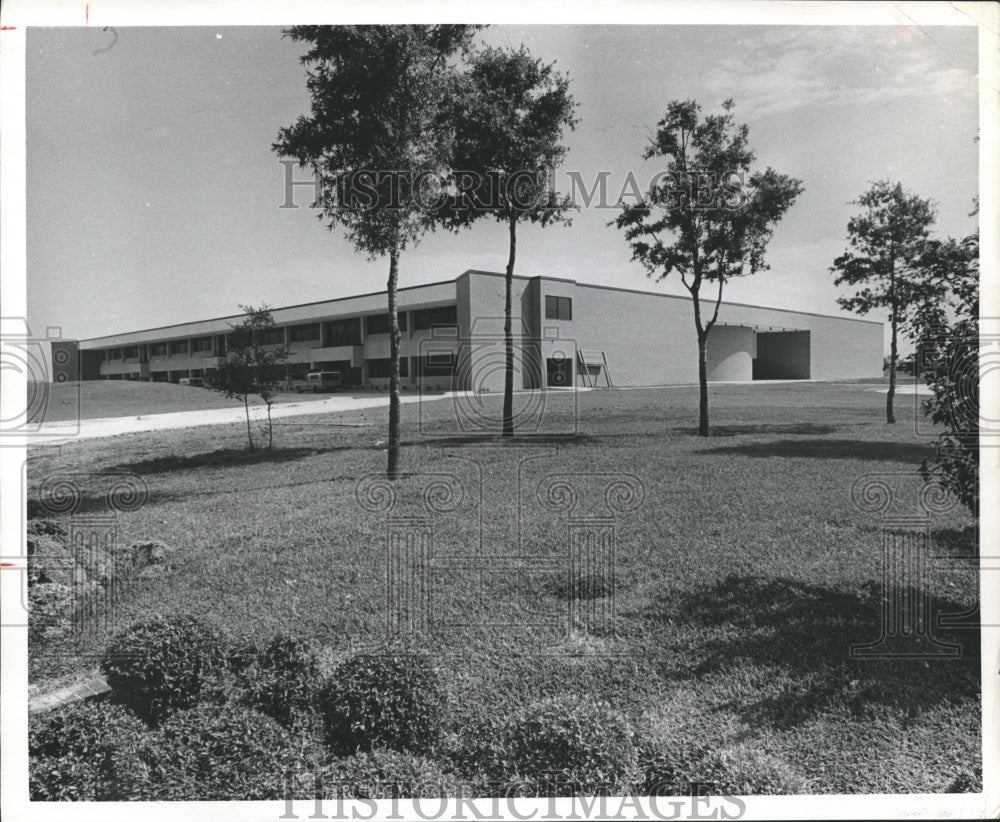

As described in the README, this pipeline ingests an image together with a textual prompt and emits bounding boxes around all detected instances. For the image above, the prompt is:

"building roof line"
[463,269,881,326]
[77,277,459,343]
[78,269,880,344]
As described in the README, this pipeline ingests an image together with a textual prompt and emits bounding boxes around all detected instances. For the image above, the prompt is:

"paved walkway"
[29,676,110,714]
[33,390,459,445]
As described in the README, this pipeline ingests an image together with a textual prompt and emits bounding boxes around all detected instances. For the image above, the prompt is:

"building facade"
[68,270,884,390]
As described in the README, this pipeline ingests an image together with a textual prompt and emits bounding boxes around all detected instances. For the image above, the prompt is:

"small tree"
[216,304,291,450]
[611,99,803,436]
[912,224,979,518]
[831,181,938,424]
[446,45,578,436]
[274,25,479,478]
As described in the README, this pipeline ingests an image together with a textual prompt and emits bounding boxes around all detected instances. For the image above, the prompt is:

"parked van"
[296,371,342,393]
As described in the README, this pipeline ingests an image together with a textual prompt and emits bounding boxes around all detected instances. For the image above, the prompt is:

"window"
[289,323,320,343]
[259,328,285,345]
[150,342,168,356]
[365,312,407,334]
[122,346,138,359]
[412,305,457,331]
[325,318,361,347]
[169,340,188,355]
[545,295,572,321]
[419,352,454,376]
[367,357,408,378]
[106,349,121,361]
[192,337,213,352]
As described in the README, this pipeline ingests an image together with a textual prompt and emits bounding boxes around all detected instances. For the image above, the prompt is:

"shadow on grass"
[643,575,979,728]
[699,438,935,462]
[404,434,601,448]
[110,446,355,475]
[669,423,842,437]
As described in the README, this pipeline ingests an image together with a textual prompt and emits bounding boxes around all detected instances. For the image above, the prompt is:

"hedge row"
[30,614,809,800]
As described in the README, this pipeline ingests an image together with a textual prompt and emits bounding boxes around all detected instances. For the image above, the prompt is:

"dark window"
[412,305,458,331]
[547,357,572,387]
[123,346,138,358]
[326,318,361,347]
[169,340,188,355]
[289,323,320,343]
[150,343,168,356]
[259,328,285,345]
[365,312,407,334]
[367,357,409,379]
[106,349,121,361]
[545,295,572,321]
[192,337,213,352]
[420,352,455,376]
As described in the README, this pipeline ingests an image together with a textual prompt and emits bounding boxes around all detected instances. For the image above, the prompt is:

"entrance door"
[546,357,572,387]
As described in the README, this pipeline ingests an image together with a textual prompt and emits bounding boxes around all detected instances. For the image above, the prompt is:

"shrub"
[697,744,810,795]
[29,700,148,801]
[312,749,459,799]
[489,693,640,796]
[238,634,323,728]
[641,738,809,796]
[319,649,445,756]
[117,703,295,800]
[100,614,225,725]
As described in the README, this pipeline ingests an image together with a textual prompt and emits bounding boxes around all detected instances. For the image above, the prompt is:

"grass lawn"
[25,380,980,794]
[29,380,341,422]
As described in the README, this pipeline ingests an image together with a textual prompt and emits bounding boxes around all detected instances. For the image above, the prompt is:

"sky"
[24,23,980,350]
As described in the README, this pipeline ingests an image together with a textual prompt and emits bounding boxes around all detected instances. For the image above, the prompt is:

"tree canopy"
[831,180,939,423]
[612,99,803,436]
[446,45,577,436]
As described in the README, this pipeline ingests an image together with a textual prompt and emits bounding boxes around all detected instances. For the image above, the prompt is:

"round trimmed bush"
[29,700,148,801]
[238,634,323,728]
[501,693,640,796]
[319,649,445,756]
[313,749,459,799]
[118,702,296,800]
[100,614,225,725]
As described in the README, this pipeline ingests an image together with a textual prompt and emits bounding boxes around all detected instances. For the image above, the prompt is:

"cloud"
[703,27,978,118]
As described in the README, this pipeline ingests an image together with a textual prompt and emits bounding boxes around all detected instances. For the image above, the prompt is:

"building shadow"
[638,575,979,729]
[699,438,935,462]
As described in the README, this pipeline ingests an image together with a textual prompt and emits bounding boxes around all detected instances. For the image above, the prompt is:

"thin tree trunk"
[887,251,897,425]
[267,402,273,449]
[887,307,898,424]
[387,242,402,480]
[503,214,517,438]
[244,394,254,450]
[690,278,710,438]
[697,333,709,437]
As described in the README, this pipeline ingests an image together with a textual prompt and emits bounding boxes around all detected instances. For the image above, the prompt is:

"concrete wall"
[706,326,754,381]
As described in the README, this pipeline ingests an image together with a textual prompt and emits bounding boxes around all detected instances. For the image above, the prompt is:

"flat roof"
[78,268,880,347]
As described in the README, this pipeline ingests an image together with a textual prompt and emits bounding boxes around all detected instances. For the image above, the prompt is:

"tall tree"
[831,180,938,424]
[912,215,979,518]
[273,25,478,478]
[446,46,577,436]
[216,304,291,450]
[611,99,803,436]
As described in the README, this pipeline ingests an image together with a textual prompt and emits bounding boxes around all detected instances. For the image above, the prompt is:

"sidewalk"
[33,391,458,445]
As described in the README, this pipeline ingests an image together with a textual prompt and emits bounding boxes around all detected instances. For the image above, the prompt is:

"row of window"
[99,299,574,361]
